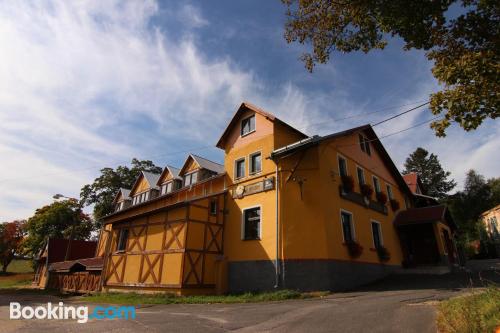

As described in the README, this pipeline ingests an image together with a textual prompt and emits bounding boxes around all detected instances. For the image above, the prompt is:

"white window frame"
[371,220,383,248]
[241,205,262,240]
[372,175,381,193]
[184,171,198,187]
[337,154,348,177]
[356,166,365,185]
[234,157,246,180]
[249,151,262,175]
[386,184,394,200]
[340,209,356,242]
[240,114,256,137]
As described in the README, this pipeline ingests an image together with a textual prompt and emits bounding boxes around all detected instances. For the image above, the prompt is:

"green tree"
[80,158,162,222]
[445,170,494,244]
[282,0,499,136]
[402,147,456,199]
[0,220,26,273]
[24,199,94,257]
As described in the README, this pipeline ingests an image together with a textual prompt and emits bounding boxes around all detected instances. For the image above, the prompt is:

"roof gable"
[403,173,425,195]
[216,102,307,149]
[129,171,160,196]
[178,154,224,176]
[271,124,413,197]
[112,188,131,205]
[157,165,182,185]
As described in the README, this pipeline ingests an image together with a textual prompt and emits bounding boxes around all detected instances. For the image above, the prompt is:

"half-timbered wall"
[103,193,225,293]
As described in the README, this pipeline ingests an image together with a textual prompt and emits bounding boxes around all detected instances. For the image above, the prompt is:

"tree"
[282,0,499,136]
[23,199,94,257]
[402,147,456,198]
[0,220,26,273]
[445,169,496,245]
[80,158,162,222]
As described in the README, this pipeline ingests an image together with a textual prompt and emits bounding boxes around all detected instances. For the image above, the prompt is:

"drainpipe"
[274,162,280,289]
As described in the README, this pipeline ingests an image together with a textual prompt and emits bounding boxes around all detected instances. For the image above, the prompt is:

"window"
[371,222,383,248]
[243,207,261,240]
[249,152,262,174]
[373,176,381,193]
[116,229,129,252]
[359,134,371,155]
[241,115,256,136]
[210,199,217,216]
[340,211,354,243]
[356,167,365,185]
[338,156,348,177]
[235,158,245,179]
[386,184,394,200]
[184,172,198,186]
[161,182,173,195]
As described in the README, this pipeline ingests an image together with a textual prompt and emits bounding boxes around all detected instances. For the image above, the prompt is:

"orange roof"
[403,173,420,194]
[216,102,307,149]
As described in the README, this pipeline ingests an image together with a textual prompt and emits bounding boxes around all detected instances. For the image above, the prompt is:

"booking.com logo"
[10,302,136,323]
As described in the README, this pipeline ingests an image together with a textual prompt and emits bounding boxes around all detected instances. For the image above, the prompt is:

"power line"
[0,100,435,184]
[372,102,430,127]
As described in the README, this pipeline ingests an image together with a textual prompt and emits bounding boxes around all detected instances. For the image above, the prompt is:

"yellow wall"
[130,176,150,196]
[277,132,407,266]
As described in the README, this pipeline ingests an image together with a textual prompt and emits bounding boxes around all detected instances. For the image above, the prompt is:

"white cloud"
[0,0,497,220]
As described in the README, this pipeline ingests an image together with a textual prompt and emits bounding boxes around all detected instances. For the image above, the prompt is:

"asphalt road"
[1,262,498,333]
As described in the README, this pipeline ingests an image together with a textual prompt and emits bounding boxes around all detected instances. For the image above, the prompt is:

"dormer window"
[161,181,173,195]
[241,115,255,136]
[184,171,198,187]
[359,134,371,155]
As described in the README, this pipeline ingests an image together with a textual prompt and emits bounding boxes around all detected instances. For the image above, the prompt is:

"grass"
[83,289,328,305]
[5,259,34,273]
[437,286,500,333]
[0,259,34,290]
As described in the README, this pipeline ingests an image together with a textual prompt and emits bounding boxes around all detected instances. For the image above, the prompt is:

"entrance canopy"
[393,205,456,231]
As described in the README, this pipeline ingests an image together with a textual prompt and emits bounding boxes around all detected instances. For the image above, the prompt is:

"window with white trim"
[386,184,394,200]
[371,221,383,248]
[184,172,198,186]
[249,152,262,174]
[373,176,381,193]
[359,134,371,155]
[243,207,261,240]
[356,167,365,185]
[341,211,354,243]
[235,158,245,179]
[338,156,348,177]
[241,115,256,136]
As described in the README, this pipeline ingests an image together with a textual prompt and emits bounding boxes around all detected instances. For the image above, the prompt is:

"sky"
[0,0,498,221]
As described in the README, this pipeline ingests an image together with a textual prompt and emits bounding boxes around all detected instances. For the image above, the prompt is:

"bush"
[346,241,363,258]
[376,246,390,262]
[341,175,354,192]
[376,191,388,204]
[437,286,500,333]
[360,184,373,198]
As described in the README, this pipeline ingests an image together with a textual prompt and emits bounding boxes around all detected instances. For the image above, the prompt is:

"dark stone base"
[228,259,399,293]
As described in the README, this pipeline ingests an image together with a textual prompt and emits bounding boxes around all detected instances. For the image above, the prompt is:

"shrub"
[360,184,373,198]
[341,175,354,192]
[376,191,388,204]
[390,199,400,211]
[376,246,390,262]
[346,241,363,258]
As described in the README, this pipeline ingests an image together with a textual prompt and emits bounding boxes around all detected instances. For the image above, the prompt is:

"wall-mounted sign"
[233,177,275,198]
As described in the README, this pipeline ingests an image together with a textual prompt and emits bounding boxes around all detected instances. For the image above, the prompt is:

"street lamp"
[53,193,81,261]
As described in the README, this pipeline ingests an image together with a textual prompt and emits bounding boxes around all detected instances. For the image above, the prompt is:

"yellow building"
[481,204,500,240]
[45,102,458,294]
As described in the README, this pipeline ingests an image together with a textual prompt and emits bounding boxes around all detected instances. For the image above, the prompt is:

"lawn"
[0,259,34,289]
[437,286,500,333]
[83,289,328,305]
